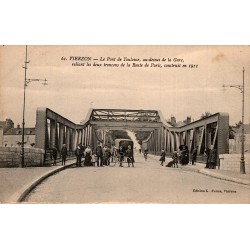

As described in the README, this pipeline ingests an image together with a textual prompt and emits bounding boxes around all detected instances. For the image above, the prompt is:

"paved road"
[0,166,57,203]
[26,153,250,203]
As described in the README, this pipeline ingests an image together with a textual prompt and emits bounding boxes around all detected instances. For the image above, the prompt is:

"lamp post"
[21,45,47,168]
[222,67,245,174]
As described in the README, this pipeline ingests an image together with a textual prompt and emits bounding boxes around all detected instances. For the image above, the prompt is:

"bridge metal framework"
[142,112,229,164]
[35,108,229,165]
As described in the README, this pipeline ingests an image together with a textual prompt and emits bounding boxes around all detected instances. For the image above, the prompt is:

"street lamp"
[21,45,47,168]
[222,67,245,174]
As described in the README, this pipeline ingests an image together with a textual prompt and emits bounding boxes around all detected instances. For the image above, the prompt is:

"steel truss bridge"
[35,108,229,165]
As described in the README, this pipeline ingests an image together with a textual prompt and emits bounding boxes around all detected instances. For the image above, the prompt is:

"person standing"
[204,147,210,168]
[84,145,92,166]
[61,144,68,166]
[191,146,198,165]
[209,147,217,169]
[75,144,83,167]
[106,147,111,166]
[159,149,166,166]
[91,153,97,166]
[102,144,109,166]
[172,151,178,168]
[52,146,58,165]
[126,145,134,167]
[118,146,124,167]
[95,142,103,167]
[111,144,117,163]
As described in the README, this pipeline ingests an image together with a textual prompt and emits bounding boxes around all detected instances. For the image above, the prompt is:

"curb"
[178,166,250,187]
[198,169,250,187]
[8,162,75,203]
[161,155,250,187]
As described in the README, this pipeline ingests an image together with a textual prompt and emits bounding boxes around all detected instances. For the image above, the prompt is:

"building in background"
[0,119,35,147]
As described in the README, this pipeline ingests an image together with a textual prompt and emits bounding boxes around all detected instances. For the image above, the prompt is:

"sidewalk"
[0,159,76,203]
[149,154,250,187]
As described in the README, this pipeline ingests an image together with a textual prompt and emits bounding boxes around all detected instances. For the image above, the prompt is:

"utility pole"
[222,67,245,174]
[21,45,47,168]
[240,67,245,174]
[21,46,28,168]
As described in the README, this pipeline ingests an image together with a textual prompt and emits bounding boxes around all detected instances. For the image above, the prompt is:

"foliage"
[235,121,242,128]
[200,112,212,119]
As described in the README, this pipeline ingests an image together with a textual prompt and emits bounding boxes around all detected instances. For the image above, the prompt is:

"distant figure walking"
[61,144,68,166]
[144,149,148,161]
[159,149,166,166]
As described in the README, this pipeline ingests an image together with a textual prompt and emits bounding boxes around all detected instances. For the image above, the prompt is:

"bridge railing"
[35,108,94,164]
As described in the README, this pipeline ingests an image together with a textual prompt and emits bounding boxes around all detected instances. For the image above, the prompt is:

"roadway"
[25,152,250,203]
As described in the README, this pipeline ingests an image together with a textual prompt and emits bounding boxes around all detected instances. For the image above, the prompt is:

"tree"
[235,121,242,128]
[200,112,212,119]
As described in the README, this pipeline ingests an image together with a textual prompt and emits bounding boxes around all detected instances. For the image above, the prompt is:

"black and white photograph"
[0,45,249,204]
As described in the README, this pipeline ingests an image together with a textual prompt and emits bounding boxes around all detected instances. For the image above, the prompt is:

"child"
[172,151,178,168]
[91,153,97,166]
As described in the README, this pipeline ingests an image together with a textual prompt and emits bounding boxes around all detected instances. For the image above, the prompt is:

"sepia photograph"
[0,45,249,204]
[1,2,250,250]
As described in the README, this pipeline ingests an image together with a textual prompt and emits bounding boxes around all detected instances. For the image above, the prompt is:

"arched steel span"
[35,108,229,165]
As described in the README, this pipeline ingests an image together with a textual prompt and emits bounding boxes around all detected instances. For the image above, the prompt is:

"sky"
[0,45,249,127]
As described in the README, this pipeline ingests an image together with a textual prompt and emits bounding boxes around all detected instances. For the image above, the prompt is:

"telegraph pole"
[21,46,28,168]
[222,67,245,174]
[240,67,245,174]
[21,46,47,168]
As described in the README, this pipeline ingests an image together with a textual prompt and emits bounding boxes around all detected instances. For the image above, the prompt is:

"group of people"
[51,142,135,168]
[159,149,178,167]
[50,144,93,167]
[51,144,68,166]
[95,143,114,167]
[159,145,217,169]
[95,142,135,167]
[52,143,217,169]
[118,144,135,167]
[74,143,116,167]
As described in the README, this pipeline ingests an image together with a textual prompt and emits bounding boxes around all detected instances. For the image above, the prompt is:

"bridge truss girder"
[142,112,229,166]
[89,109,161,123]
[35,108,229,166]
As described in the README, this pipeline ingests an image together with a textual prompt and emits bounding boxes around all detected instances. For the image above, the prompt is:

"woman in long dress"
[84,145,92,166]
